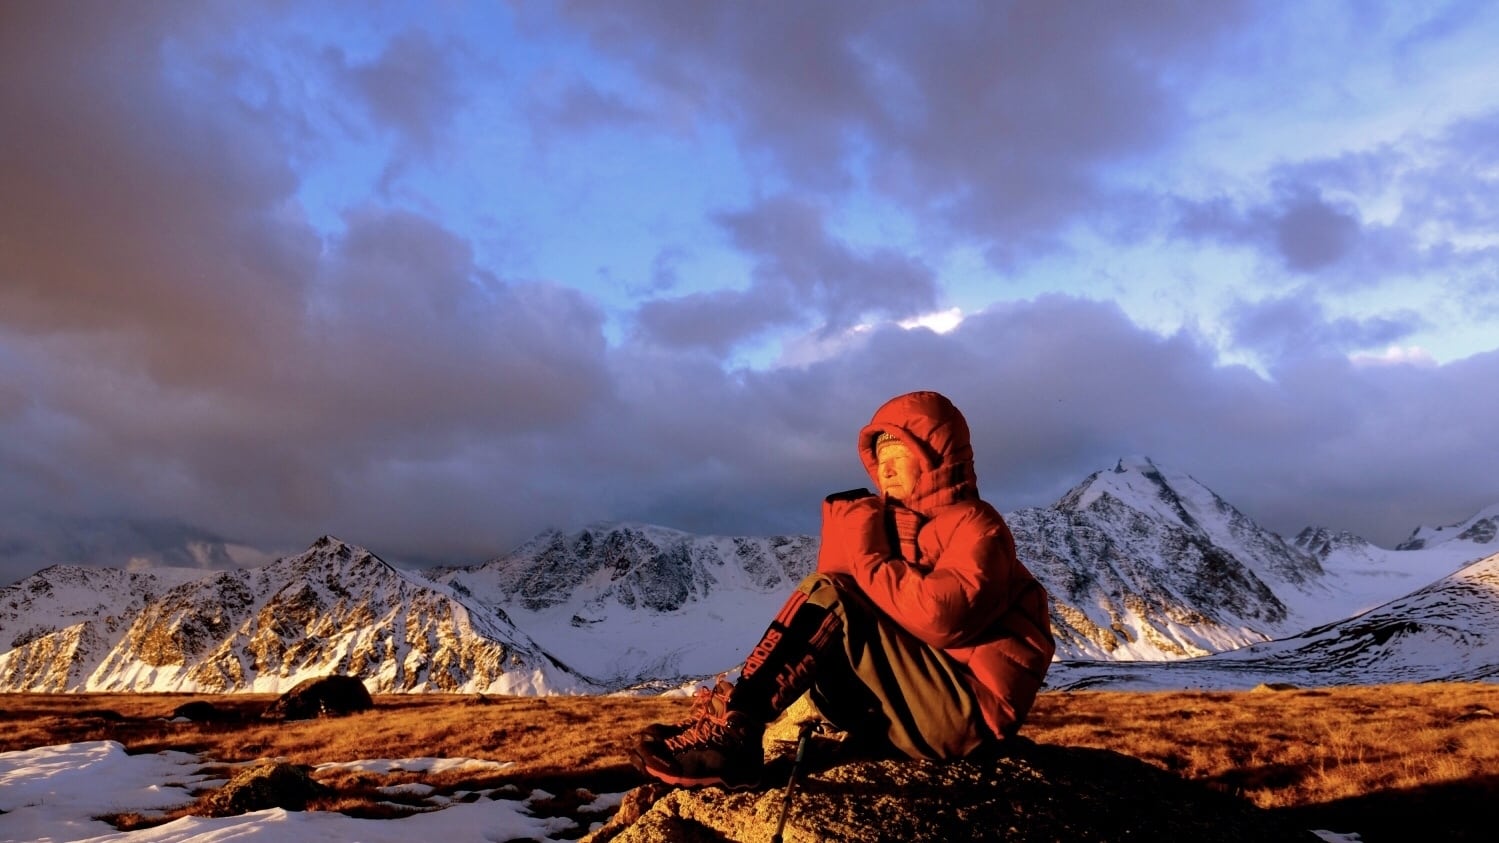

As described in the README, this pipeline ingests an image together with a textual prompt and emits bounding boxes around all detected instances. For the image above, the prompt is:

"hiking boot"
[635,708,764,789]
[635,678,734,748]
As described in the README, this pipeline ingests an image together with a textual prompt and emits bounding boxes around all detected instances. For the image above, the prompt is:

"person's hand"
[817,493,887,574]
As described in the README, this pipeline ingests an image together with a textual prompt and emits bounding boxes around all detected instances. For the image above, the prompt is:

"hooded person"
[634,390,1055,788]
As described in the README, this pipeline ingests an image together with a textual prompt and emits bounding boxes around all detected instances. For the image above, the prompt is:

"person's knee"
[796,572,857,607]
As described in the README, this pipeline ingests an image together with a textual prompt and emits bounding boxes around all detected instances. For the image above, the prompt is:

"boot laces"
[671,677,732,729]
[664,709,737,752]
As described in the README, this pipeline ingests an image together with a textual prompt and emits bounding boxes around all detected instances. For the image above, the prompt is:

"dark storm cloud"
[635,288,794,355]
[0,2,313,387]
[532,80,652,134]
[554,0,1251,257]
[634,196,939,352]
[1225,294,1423,366]
[1175,187,1367,273]
[602,295,1499,551]
[717,197,939,328]
[335,29,469,154]
[1273,192,1363,272]
[0,5,613,579]
[3,2,1496,588]
[1174,106,1499,291]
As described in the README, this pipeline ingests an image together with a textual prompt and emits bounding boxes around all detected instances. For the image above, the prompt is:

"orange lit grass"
[3,684,1496,835]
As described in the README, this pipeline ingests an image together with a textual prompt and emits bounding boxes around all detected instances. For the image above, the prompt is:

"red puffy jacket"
[819,391,1054,738]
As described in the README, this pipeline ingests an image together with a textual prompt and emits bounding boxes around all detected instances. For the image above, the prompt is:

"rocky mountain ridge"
[1048,549,1499,690]
[0,537,590,694]
[1396,502,1499,549]
[2,458,1495,693]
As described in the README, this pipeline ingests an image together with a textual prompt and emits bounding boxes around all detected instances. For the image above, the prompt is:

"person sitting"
[634,390,1055,788]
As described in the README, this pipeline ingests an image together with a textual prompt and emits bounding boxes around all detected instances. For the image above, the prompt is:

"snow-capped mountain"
[436,524,818,687]
[1048,550,1499,690]
[432,457,1497,683]
[1,564,206,652]
[1013,457,1499,661]
[1223,550,1499,683]
[2,458,1495,694]
[0,537,592,694]
[1396,503,1499,550]
[1009,457,1320,660]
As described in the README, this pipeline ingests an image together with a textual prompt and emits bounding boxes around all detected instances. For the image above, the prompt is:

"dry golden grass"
[4,684,1497,840]
[1025,684,1499,807]
[1023,683,1499,841]
[0,692,682,792]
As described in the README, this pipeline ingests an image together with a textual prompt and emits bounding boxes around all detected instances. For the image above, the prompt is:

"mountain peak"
[309,534,352,553]
[1112,454,1159,474]
[1396,502,1499,551]
[1293,526,1373,559]
[1057,456,1211,521]
[1047,455,1323,595]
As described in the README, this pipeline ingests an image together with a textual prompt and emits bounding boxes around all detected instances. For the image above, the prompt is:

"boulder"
[199,762,330,817]
[171,700,228,721]
[587,740,1322,842]
[261,675,373,721]
[1251,682,1301,693]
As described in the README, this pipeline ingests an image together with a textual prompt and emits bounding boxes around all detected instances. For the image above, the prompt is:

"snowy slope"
[0,741,589,843]
[1,564,206,649]
[0,565,206,690]
[1293,524,1491,621]
[1049,551,1499,690]
[437,523,818,687]
[1011,457,1499,661]
[1010,457,1323,659]
[1396,503,1499,550]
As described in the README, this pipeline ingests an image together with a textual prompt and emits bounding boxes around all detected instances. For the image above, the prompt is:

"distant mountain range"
[0,537,583,694]
[1049,549,1499,690]
[2,457,1496,693]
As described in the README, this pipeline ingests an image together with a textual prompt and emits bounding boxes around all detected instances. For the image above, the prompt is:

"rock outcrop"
[199,762,330,817]
[170,700,230,721]
[260,675,373,721]
[587,740,1320,842]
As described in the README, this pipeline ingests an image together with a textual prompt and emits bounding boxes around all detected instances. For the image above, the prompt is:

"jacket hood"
[859,391,978,515]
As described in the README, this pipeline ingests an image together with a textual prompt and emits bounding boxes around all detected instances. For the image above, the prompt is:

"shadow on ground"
[1270,775,1499,843]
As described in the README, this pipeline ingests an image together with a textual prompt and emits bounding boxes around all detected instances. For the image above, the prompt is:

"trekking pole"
[771,718,825,843]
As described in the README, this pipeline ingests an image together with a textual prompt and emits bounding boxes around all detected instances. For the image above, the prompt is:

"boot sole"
[630,747,760,790]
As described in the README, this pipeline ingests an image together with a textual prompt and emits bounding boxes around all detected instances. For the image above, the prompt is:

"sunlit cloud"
[899,308,965,334]
[1350,345,1439,368]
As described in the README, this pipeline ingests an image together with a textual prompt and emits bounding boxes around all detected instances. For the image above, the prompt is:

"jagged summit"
[0,536,591,694]
[1056,455,1323,586]
[288,535,402,577]
[1060,457,1256,543]
[439,522,818,686]
[1396,502,1499,550]
[1292,526,1374,559]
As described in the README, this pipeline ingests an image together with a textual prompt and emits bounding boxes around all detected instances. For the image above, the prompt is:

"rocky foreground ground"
[587,733,1323,843]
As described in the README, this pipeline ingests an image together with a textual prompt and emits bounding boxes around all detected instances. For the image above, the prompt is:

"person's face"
[876,441,920,500]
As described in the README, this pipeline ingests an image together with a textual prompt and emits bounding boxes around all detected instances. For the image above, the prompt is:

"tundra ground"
[2,683,1495,841]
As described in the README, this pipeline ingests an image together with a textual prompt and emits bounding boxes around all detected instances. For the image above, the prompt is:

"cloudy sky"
[3,1,1498,583]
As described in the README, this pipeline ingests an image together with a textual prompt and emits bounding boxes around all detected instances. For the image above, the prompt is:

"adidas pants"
[796,572,992,761]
